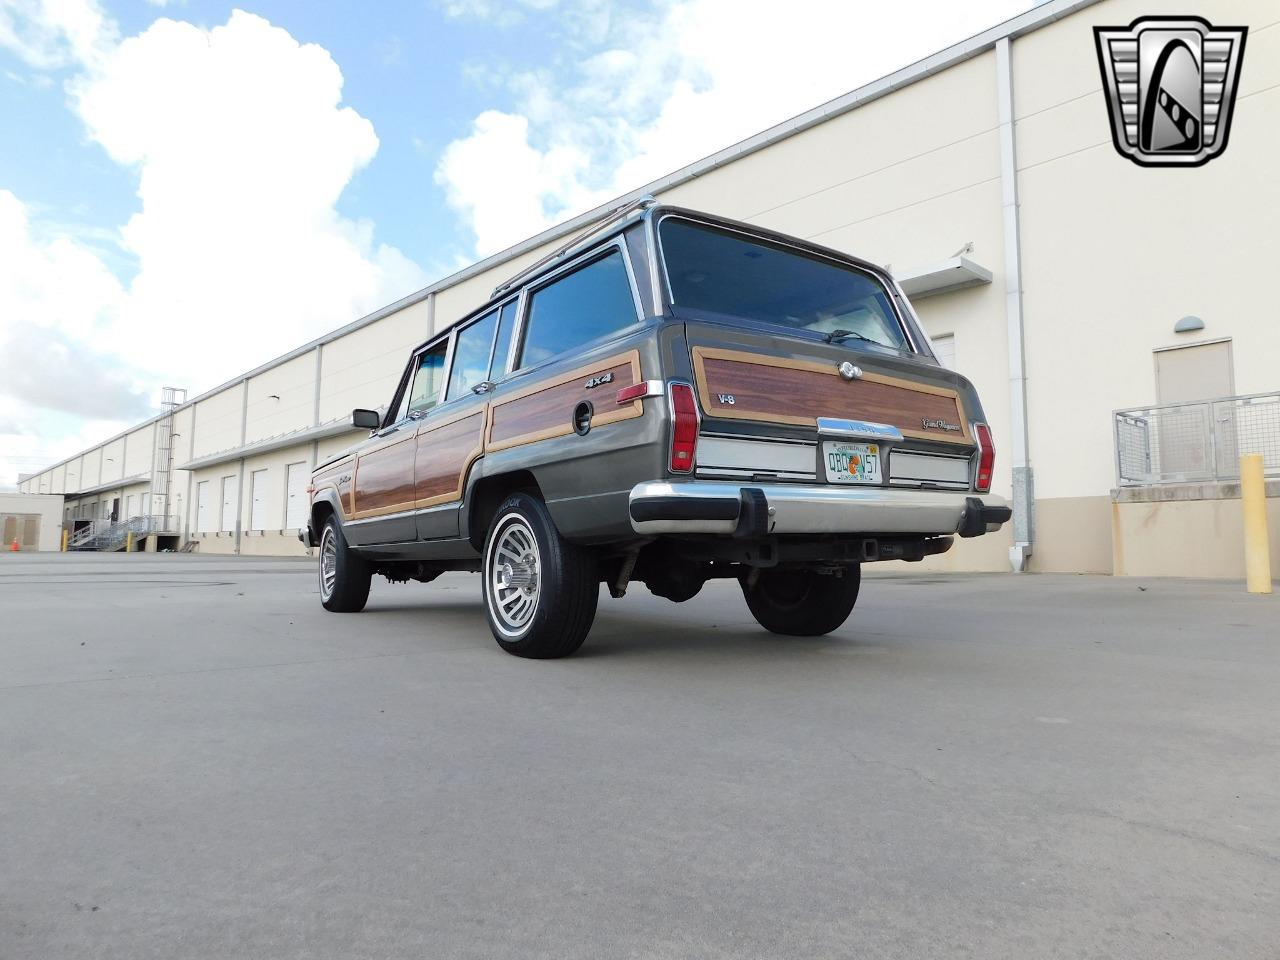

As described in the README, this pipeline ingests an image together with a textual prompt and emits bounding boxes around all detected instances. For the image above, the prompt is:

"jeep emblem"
[838,362,862,381]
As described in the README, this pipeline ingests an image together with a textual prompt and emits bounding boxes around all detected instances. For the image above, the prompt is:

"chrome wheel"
[487,513,541,637]
[319,526,338,601]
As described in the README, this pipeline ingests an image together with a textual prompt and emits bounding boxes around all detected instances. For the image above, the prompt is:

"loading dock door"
[220,476,238,533]
[285,462,307,532]
[250,470,268,531]
[196,481,211,532]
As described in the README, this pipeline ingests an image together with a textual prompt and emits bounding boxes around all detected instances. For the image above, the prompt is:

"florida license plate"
[823,441,882,484]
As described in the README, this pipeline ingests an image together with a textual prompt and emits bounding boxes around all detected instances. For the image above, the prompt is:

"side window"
[518,250,637,370]
[489,299,519,381]
[446,310,499,401]
[406,342,448,417]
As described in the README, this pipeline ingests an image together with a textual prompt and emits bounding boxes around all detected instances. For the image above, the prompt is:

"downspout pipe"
[996,36,1034,571]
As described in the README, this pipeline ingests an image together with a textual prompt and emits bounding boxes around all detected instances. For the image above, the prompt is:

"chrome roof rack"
[491,194,658,298]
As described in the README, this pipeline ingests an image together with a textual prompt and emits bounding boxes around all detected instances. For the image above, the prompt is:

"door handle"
[472,381,495,395]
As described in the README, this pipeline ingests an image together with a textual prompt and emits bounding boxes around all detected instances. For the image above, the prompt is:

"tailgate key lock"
[837,361,863,381]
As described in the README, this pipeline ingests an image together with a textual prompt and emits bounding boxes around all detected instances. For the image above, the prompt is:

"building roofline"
[24,0,1100,483]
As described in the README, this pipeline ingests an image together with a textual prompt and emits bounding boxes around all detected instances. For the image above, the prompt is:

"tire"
[318,515,372,613]
[740,565,861,636]
[482,492,598,658]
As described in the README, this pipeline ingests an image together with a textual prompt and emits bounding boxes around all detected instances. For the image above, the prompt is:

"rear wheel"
[319,516,372,613]
[740,566,861,636]
[482,492,598,658]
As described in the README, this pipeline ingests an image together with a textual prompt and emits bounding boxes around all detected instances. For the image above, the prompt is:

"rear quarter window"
[518,250,638,369]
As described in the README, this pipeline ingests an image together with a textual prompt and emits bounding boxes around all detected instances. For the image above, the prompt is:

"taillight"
[668,382,699,474]
[973,422,994,493]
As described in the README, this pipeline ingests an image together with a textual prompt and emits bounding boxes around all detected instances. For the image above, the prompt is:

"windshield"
[659,218,910,353]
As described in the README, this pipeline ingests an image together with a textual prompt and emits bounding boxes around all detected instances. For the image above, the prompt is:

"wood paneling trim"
[347,404,491,520]
[312,455,355,518]
[691,346,972,445]
[415,408,487,509]
[486,350,643,453]
[350,432,417,519]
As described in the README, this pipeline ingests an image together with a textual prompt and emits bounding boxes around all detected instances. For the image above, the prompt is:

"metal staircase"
[69,515,168,552]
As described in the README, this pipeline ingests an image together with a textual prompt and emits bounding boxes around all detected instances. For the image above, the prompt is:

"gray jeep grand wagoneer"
[302,200,1009,658]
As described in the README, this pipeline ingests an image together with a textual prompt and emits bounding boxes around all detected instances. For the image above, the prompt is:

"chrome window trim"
[653,212,918,354]
[385,333,452,430]
[503,286,530,380]
[509,238,644,374]
[643,210,665,315]
[443,306,502,404]
[486,296,521,383]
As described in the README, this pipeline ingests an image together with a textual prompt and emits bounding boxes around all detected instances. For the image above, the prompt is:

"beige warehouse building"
[18,0,1280,577]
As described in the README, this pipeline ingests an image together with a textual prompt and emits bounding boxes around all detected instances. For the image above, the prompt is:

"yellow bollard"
[1241,454,1272,595]
[125,531,134,554]
[61,529,69,552]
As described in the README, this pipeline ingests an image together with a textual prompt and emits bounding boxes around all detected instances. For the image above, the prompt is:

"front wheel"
[318,516,372,613]
[740,566,861,636]
[482,492,598,658]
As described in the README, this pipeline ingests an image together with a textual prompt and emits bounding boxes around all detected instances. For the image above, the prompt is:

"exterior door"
[249,469,268,531]
[285,462,308,532]
[415,307,503,540]
[347,339,448,545]
[196,481,211,532]
[1155,340,1234,403]
[1154,340,1235,479]
[220,476,238,533]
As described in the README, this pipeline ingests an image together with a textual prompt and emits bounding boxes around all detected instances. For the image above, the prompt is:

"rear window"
[518,250,638,369]
[659,218,909,353]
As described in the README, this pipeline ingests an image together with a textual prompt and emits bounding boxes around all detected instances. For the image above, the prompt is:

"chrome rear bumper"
[628,480,1009,537]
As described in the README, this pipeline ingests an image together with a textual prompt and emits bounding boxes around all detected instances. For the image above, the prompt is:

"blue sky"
[0,0,1034,486]
[1,0,597,279]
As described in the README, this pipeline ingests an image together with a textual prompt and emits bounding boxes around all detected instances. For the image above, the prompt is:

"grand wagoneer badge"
[922,417,962,433]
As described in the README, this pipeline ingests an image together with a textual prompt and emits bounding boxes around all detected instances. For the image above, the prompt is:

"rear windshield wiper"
[823,328,880,347]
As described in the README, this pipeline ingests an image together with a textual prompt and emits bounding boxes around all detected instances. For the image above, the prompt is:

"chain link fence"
[1114,392,1280,486]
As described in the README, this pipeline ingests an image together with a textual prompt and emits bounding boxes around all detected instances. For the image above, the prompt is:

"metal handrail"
[68,514,173,551]
[1114,390,1280,486]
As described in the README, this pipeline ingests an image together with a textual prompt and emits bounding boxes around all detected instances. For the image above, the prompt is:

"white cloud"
[70,10,425,381]
[437,0,1034,256]
[0,3,427,485]
[0,0,115,69]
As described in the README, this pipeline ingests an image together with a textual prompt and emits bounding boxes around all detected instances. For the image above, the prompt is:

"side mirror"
[352,408,381,430]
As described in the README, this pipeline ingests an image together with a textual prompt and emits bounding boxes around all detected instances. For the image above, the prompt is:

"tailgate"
[684,321,977,490]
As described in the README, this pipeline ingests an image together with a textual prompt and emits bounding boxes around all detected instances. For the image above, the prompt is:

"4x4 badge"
[1094,16,1247,168]
[584,371,614,389]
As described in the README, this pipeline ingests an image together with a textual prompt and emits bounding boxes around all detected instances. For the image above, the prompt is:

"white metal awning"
[176,418,363,471]
[895,256,993,299]
[61,473,151,499]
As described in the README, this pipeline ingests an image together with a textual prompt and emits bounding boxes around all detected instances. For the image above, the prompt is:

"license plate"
[823,441,882,484]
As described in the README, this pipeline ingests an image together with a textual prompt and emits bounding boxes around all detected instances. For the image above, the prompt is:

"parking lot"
[2,553,1278,959]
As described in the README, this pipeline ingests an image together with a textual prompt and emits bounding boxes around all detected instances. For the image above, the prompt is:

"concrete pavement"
[2,553,1278,958]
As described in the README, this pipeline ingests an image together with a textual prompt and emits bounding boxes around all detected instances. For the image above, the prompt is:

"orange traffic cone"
[8,538,18,552]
